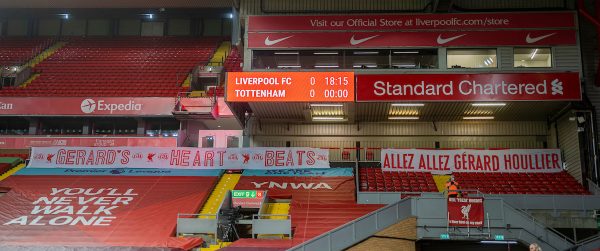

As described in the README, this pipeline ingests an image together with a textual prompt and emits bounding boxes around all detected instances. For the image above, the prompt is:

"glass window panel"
[447,49,497,69]
[514,48,552,68]
[345,50,390,69]
[391,49,438,69]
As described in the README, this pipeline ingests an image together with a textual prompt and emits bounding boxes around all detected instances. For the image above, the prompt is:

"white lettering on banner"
[0,102,13,110]
[3,187,138,226]
[252,181,333,190]
[80,99,143,114]
[29,147,330,169]
[234,89,286,98]
[381,149,563,174]
[373,79,558,97]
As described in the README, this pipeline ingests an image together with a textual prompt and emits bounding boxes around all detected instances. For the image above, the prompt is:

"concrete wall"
[61,19,86,36]
[37,19,60,36]
[118,19,141,36]
[203,18,222,36]
[87,19,110,36]
[6,19,28,36]
[168,19,190,36]
[141,21,164,36]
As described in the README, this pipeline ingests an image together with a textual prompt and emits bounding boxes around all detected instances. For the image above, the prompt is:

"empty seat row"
[358,167,439,193]
[454,172,590,195]
[0,37,222,97]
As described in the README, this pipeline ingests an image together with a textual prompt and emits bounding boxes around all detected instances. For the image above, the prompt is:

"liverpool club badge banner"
[28,147,330,169]
[448,197,484,227]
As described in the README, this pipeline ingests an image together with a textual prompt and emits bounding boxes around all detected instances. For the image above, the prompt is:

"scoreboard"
[226,72,355,102]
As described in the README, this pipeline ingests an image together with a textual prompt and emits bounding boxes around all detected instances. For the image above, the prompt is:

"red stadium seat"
[0,37,223,97]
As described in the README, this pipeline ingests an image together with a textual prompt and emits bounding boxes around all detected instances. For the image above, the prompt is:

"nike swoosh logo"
[526,33,556,44]
[264,35,293,46]
[437,34,467,44]
[350,35,379,45]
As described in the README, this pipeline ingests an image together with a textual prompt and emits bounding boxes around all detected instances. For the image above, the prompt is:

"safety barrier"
[288,196,575,251]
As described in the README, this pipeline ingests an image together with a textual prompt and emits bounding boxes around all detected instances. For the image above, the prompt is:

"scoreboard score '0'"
[226,72,355,102]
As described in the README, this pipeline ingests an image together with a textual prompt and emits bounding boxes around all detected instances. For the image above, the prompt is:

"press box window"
[345,50,390,69]
[252,50,300,69]
[514,48,552,68]
[447,49,497,69]
[391,49,438,69]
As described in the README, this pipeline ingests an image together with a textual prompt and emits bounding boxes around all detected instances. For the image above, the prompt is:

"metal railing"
[569,233,600,250]
[288,196,577,251]
[287,198,413,251]
[587,178,600,195]
[176,213,219,240]
[251,214,292,239]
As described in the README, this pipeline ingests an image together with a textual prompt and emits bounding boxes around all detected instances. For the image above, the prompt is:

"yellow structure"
[433,175,451,192]
[0,164,26,181]
[207,41,231,66]
[24,41,66,68]
[199,173,241,217]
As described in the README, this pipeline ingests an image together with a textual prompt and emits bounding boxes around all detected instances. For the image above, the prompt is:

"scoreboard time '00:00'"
[226,72,355,102]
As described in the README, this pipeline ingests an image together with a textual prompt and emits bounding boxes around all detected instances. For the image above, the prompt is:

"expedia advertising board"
[0,97,175,116]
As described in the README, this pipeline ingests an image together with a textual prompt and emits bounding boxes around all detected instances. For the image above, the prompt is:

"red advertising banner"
[0,97,176,116]
[247,30,576,48]
[448,197,484,227]
[0,175,213,249]
[28,147,330,169]
[248,12,576,31]
[357,73,581,102]
[0,137,177,149]
[382,149,563,174]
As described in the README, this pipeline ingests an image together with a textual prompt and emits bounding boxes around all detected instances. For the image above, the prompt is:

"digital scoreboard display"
[226,72,355,102]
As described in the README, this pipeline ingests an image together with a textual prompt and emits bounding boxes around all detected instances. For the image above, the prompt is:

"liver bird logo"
[242,153,250,164]
[46,154,55,163]
[147,153,155,162]
[461,204,472,219]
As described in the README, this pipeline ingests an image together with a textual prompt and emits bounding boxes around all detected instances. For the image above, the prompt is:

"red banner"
[382,149,563,174]
[248,12,576,31]
[357,73,581,102]
[448,197,484,227]
[28,147,330,169]
[0,175,215,249]
[247,30,576,48]
[0,97,175,116]
[0,137,176,149]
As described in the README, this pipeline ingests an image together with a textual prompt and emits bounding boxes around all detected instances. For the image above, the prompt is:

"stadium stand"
[0,37,53,66]
[453,171,590,195]
[0,153,29,160]
[0,37,222,97]
[228,169,382,248]
[358,167,590,195]
[358,167,439,192]
[206,86,225,97]
[0,168,221,249]
[223,47,242,72]
[0,156,25,181]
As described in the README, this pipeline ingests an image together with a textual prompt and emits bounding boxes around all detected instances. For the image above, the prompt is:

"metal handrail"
[287,198,414,251]
[573,233,600,246]
[587,178,600,195]
[252,214,291,220]
[500,197,576,244]
[177,213,218,219]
